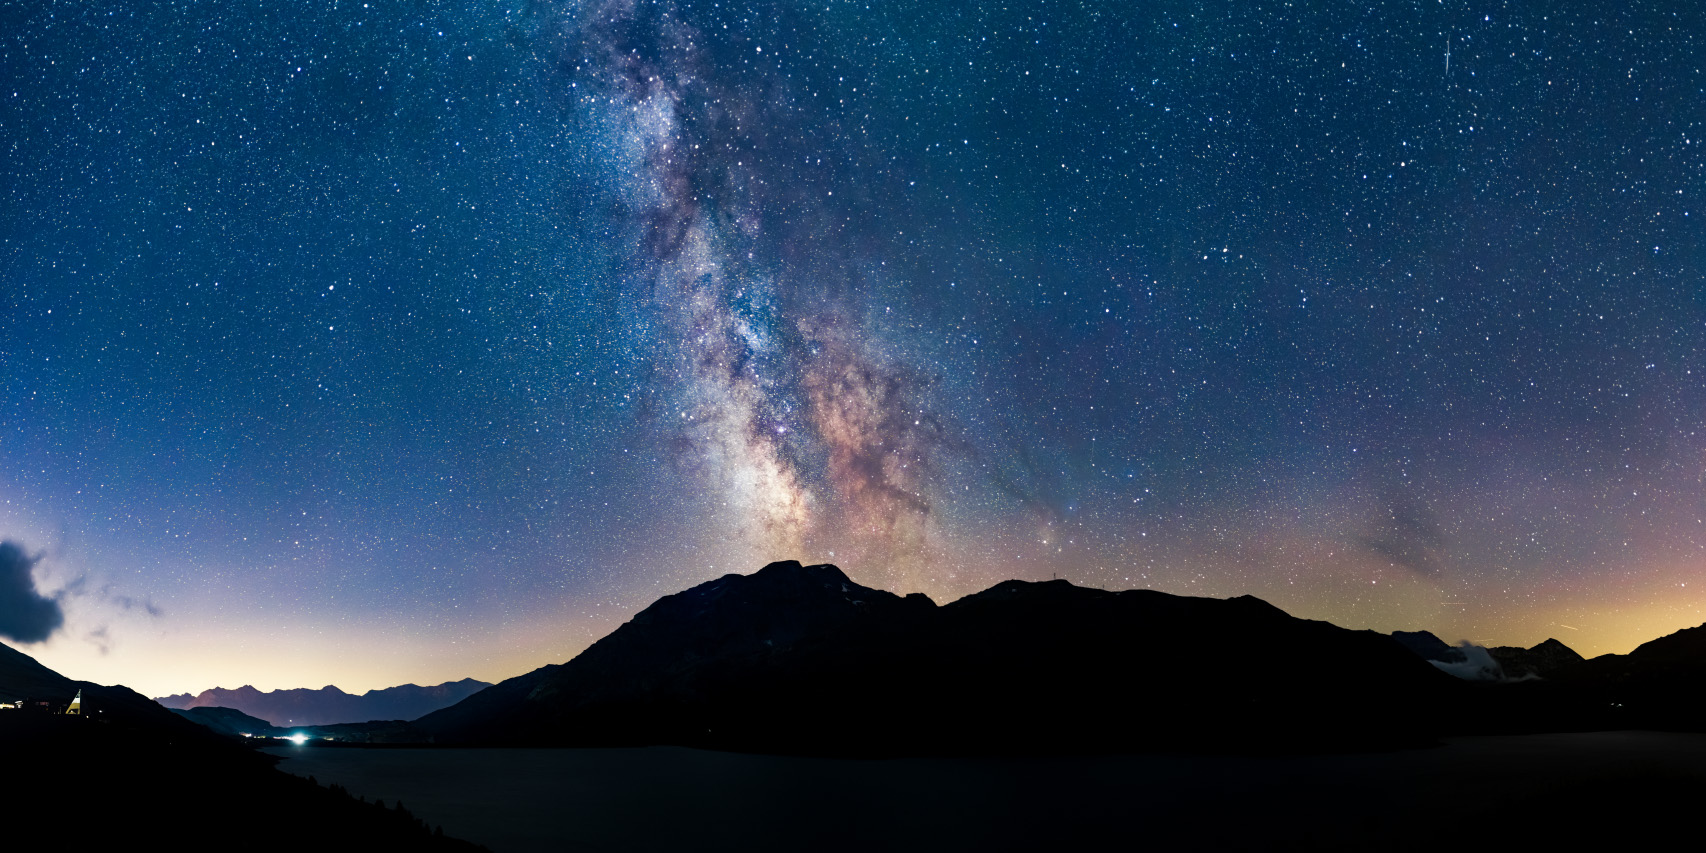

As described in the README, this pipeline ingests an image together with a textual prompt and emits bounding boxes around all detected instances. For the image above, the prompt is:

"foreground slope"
[1,637,220,736]
[0,641,483,850]
[417,561,1458,753]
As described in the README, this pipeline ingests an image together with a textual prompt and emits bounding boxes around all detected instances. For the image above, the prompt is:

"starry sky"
[2,0,1704,696]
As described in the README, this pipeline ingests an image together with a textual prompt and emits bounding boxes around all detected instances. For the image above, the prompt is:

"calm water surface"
[265,732,1706,851]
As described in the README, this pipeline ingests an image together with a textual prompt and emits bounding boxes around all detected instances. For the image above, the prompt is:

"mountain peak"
[948,577,1086,605]
[1224,594,1292,617]
[622,560,929,647]
[754,559,850,580]
[1485,636,1585,679]
[666,561,863,608]
[1531,638,1581,657]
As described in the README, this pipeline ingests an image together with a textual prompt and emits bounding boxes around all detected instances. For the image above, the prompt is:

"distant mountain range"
[156,678,492,726]
[412,560,1461,753]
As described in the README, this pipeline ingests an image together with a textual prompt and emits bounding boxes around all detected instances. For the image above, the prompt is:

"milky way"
[2,1,1704,694]
[569,0,947,587]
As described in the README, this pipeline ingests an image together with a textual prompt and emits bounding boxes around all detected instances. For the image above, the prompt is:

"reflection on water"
[266,732,1706,852]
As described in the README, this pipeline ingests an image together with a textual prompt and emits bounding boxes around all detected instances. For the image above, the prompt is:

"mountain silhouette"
[416,561,1459,754]
[171,705,284,738]
[1391,630,1467,664]
[1542,622,1706,730]
[156,678,491,726]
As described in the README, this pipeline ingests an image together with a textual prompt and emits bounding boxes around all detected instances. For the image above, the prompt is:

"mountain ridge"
[414,561,1458,754]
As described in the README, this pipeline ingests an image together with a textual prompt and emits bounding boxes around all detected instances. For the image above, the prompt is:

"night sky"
[3,0,1704,696]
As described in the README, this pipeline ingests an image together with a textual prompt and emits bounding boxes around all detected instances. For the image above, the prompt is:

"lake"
[265,732,1706,851]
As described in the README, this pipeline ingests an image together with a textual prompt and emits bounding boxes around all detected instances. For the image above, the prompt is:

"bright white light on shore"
[289,733,308,745]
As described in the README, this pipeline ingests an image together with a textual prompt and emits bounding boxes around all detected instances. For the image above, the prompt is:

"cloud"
[1353,490,1446,576]
[0,543,162,651]
[1427,642,1503,681]
[0,540,65,644]
[58,574,163,618]
[109,592,164,618]
[1428,641,1540,683]
[85,625,113,656]
[50,572,164,654]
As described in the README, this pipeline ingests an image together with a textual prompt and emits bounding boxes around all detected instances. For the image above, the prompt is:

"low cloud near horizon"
[0,540,65,644]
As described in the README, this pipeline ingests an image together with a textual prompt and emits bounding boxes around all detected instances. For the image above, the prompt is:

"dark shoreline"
[265,731,1706,852]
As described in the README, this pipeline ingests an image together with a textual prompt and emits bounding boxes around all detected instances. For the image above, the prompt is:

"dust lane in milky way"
[2,0,1703,695]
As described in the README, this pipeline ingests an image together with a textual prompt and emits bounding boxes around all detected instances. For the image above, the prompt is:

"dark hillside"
[418,562,1459,754]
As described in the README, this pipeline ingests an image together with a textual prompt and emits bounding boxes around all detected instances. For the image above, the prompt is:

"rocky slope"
[1488,638,1585,679]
